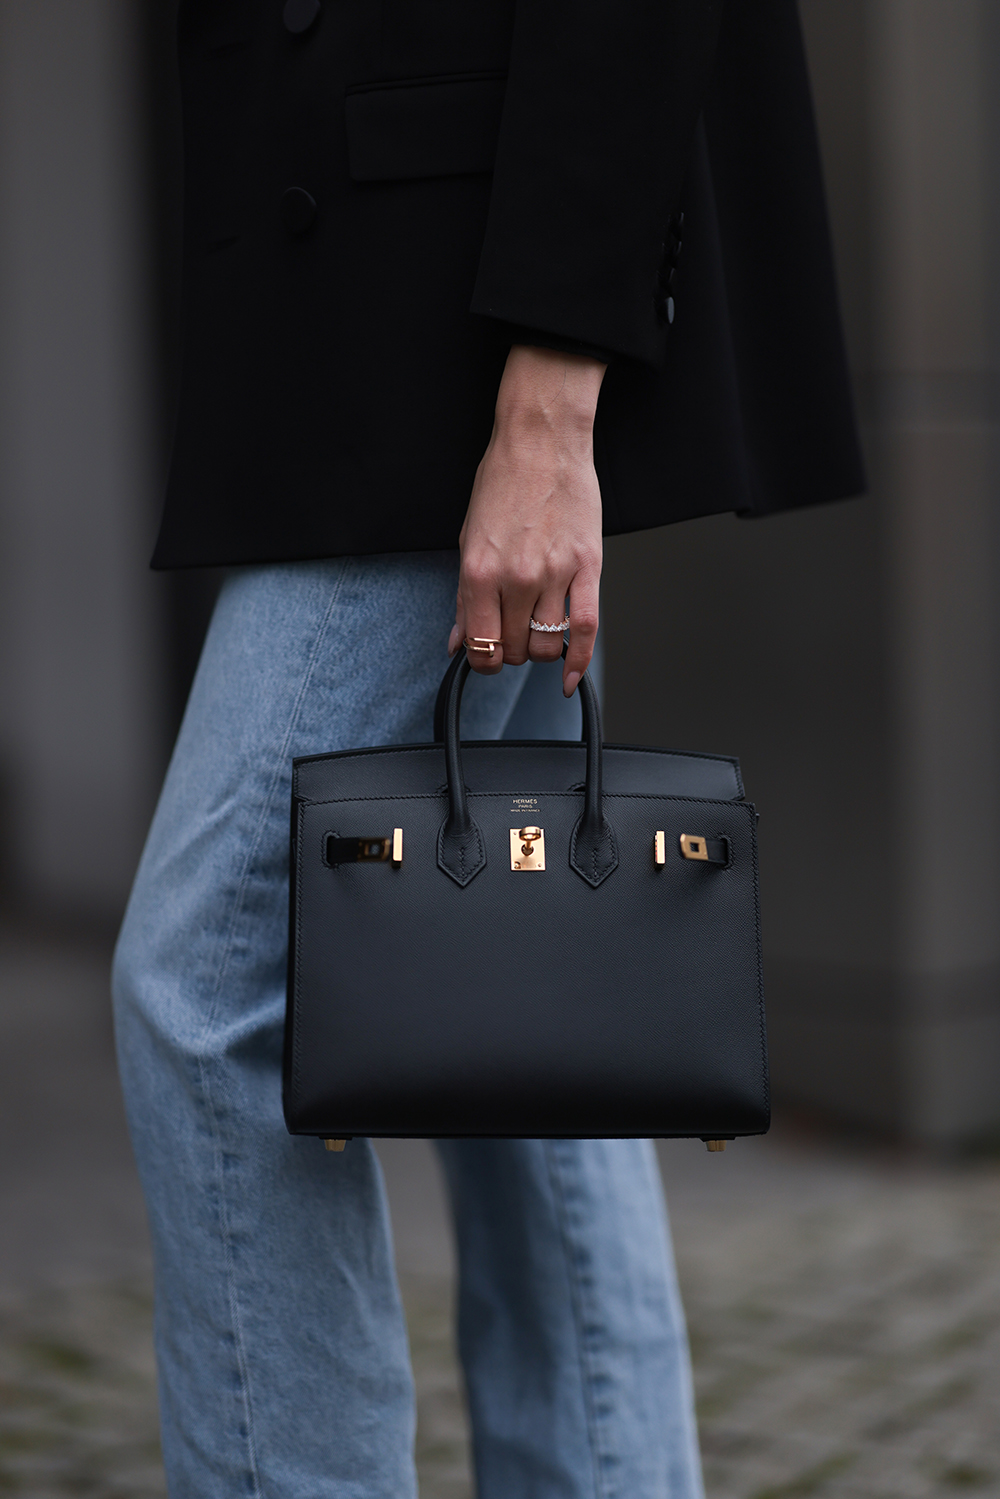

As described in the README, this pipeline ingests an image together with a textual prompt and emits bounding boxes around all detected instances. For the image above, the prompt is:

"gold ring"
[465,636,504,659]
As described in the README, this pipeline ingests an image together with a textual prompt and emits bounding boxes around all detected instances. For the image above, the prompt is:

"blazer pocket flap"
[346,73,506,182]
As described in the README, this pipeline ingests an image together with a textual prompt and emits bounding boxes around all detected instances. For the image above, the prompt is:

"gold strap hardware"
[706,1140,727,1152]
[324,1139,347,1152]
[325,833,402,865]
[654,831,666,866]
[680,833,709,862]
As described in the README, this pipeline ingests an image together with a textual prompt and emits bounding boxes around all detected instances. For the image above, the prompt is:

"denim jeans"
[113,553,703,1499]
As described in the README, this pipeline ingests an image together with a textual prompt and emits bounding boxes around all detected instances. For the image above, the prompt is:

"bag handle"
[435,653,618,889]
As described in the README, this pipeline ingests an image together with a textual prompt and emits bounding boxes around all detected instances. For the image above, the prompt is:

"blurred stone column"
[869,0,1000,1138]
[603,0,1000,1143]
[0,0,163,924]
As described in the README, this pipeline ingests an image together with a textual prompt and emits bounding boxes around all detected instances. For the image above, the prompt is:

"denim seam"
[545,1140,617,1499]
[196,562,350,1498]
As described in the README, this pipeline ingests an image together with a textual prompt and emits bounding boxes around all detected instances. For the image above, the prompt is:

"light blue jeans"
[113,553,703,1499]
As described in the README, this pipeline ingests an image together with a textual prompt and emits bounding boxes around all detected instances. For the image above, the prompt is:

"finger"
[460,564,504,675]
[448,587,464,658]
[497,580,538,666]
[563,570,600,696]
[526,588,570,663]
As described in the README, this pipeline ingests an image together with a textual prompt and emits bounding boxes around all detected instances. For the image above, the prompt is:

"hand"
[448,344,606,697]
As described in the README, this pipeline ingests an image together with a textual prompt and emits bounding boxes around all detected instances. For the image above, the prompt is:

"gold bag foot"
[323,1139,348,1152]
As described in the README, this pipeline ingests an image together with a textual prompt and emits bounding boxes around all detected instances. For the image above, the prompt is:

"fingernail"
[447,625,461,657]
[563,671,580,698]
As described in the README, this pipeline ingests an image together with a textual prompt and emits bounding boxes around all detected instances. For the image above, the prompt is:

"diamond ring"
[529,615,570,633]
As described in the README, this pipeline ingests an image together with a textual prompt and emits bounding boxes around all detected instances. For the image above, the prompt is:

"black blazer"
[152,0,864,569]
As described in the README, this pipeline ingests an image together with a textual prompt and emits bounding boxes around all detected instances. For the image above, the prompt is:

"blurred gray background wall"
[0,1,997,1142]
[605,0,1000,1143]
[0,0,164,923]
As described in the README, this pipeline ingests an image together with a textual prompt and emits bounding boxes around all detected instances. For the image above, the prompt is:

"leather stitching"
[436,817,486,887]
[568,816,619,889]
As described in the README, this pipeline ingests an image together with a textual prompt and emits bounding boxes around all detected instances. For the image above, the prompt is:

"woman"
[114,0,863,1493]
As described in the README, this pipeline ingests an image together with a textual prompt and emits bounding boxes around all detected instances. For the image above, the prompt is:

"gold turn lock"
[510,826,545,870]
[657,832,712,864]
[357,838,391,861]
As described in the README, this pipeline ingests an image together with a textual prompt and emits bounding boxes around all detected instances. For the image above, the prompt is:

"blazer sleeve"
[469,0,725,368]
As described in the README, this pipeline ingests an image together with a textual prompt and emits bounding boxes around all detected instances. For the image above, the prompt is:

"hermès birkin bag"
[283,653,769,1149]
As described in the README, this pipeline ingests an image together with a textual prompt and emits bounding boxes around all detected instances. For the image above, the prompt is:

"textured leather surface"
[285,674,769,1139]
[294,740,745,803]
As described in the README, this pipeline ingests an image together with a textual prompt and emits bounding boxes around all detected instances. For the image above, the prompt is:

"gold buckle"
[326,835,390,865]
[325,831,402,865]
[654,831,666,866]
[679,834,709,862]
[510,826,545,870]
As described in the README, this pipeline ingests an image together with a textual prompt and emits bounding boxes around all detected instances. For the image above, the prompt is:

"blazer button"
[281,186,317,235]
[283,0,321,33]
[654,292,676,327]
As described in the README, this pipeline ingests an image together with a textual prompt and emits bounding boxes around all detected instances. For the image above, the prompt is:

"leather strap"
[432,649,586,745]
[433,652,465,745]
[435,649,618,888]
[437,659,487,887]
[570,653,618,887]
[700,838,730,867]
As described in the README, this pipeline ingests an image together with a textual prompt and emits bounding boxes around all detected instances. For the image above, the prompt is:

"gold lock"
[510,826,545,870]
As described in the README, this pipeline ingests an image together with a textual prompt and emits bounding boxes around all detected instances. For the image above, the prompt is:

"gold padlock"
[510,826,545,870]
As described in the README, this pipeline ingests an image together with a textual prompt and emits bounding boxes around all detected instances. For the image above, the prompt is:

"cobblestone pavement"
[0,1283,163,1498]
[2,1154,1000,1499]
[2,935,999,1498]
[677,1158,1000,1499]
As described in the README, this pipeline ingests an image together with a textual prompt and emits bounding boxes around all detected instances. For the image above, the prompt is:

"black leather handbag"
[284,655,769,1148]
